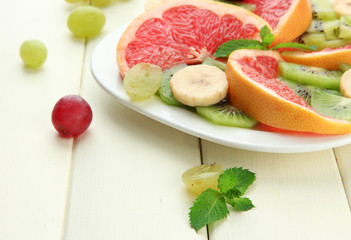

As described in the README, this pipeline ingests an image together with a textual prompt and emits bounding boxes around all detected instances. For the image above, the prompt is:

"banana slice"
[169,65,228,107]
[332,0,351,18]
[144,0,167,10]
[340,68,351,98]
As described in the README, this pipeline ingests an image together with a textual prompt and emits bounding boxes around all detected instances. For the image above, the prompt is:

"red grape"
[51,95,93,138]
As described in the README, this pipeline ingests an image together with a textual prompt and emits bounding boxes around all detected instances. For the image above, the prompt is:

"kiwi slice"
[196,100,258,128]
[158,64,187,106]
[341,16,351,27]
[311,90,351,121]
[338,24,351,40]
[202,57,227,71]
[298,32,351,50]
[339,63,351,72]
[323,20,341,40]
[282,79,342,105]
[278,61,342,90]
[306,19,324,33]
[310,0,337,20]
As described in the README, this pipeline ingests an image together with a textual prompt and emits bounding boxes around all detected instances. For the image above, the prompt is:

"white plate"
[91,25,351,153]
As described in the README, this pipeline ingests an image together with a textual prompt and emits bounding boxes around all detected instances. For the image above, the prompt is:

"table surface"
[1,0,351,239]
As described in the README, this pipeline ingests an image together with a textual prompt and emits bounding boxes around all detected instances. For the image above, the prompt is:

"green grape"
[182,163,223,195]
[91,0,112,6]
[19,39,47,68]
[67,6,106,38]
[123,63,163,101]
[65,0,82,3]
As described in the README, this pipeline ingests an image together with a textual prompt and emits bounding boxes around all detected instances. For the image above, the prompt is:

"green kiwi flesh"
[298,32,351,50]
[311,90,351,121]
[278,61,342,90]
[158,64,187,106]
[310,0,337,20]
[202,57,226,71]
[339,63,351,72]
[338,24,351,40]
[196,101,258,128]
[282,79,341,105]
[323,20,341,40]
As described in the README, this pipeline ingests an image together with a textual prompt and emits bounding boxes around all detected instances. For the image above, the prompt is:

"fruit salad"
[116,0,351,135]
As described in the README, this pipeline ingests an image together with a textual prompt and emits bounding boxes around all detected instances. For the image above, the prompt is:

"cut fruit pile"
[116,0,351,135]
[298,0,351,49]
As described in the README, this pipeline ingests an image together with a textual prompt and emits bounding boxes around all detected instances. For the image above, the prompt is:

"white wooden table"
[1,0,351,239]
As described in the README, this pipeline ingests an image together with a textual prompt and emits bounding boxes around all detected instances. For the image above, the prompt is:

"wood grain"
[0,1,83,239]
[334,144,351,207]
[202,141,351,240]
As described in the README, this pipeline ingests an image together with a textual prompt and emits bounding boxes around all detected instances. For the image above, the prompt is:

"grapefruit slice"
[225,49,351,134]
[117,0,270,77]
[244,0,312,46]
[281,45,351,70]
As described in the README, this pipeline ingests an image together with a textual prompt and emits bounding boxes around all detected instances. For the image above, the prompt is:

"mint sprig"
[189,167,256,232]
[213,25,317,58]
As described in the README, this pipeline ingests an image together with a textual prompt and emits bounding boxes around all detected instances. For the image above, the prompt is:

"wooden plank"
[334,144,351,207]
[0,0,85,239]
[201,141,351,240]
[63,1,206,239]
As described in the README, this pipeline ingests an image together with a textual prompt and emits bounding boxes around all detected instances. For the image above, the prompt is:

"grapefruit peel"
[244,0,313,46]
[281,45,351,70]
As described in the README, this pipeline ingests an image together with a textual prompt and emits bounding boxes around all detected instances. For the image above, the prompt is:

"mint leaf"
[189,188,229,231]
[227,197,255,211]
[218,167,256,197]
[271,42,318,51]
[213,39,264,58]
[260,25,275,48]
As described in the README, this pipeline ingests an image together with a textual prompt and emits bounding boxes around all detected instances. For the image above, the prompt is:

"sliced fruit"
[339,62,351,72]
[278,61,342,90]
[202,57,227,71]
[340,69,351,98]
[244,0,312,46]
[311,0,337,20]
[123,63,163,101]
[332,0,351,18]
[339,24,351,40]
[170,65,228,107]
[158,64,187,106]
[281,45,351,70]
[322,20,341,40]
[297,32,351,50]
[117,0,270,77]
[196,100,258,128]
[182,163,223,195]
[225,49,351,134]
[306,19,324,33]
[311,90,351,121]
[282,79,341,105]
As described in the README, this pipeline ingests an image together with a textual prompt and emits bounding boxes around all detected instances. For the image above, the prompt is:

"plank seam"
[333,148,351,211]
[60,138,76,240]
[61,32,88,239]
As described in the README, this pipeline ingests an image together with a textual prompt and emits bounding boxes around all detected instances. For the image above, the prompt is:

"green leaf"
[213,39,264,58]
[271,42,318,51]
[260,25,275,48]
[227,197,255,211]
[218,167,256,197]
[189,188,229,231]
